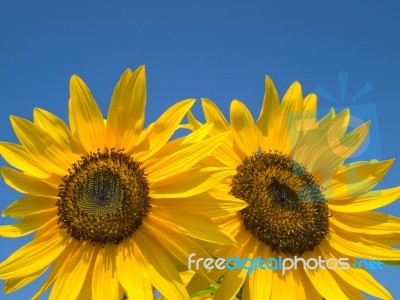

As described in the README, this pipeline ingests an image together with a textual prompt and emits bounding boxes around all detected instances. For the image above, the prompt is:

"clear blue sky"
[0,1,399,299]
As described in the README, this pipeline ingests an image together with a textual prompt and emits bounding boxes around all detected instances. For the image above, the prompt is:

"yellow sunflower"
[0,66,243,300]
[187,76,400,299]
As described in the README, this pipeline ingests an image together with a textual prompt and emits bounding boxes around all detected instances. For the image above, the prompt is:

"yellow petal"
[214,214,242,237]
[291,108,335,169]
[116,239,153,300]
[301,93,318,132]
[133,99,195,160]
[142,217,210,274]
[150,191,247,218]
[182,122,213,144]
[211,139,243,167]
[213,268,247,300]
[146,132,229,182]
[31,241,80,299]
[76,258,95,300]
[293,268,321,299]
[230,99,258,155]
[248,244,272,299]
[135,230,189,300]
[33,108,75,151]
[0,231,65,279]
[270,269,298,300]
[150,167,233,198]
[69,74,105,153]
[202,98,230,135]
[145,123,214,161]
[2,195,56,218]
[256,76,280,136]
[318,120,370,173]
[150,209,235,245]
[92,244,119,299]
[274,81,304,152]
[106,66,146,151]
[105,68,132,147]
[327,231,400,260]
[330,210,400,235]
[330,188,400,215]
[302,250,350,299]
[325,159,394,202]
[186,110,202,131]
[329,271,368,300]
[0,209,56,237]
[10,116,72,175]
[1,167,58,197]
[0,142,50,178]
[49,242,96,300]
[3,267,47,294]
[320,242,393,299]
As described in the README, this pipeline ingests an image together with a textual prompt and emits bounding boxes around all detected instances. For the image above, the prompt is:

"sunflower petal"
[320,242,392,299]
[213,268,247,300]
[0,209,56,237]
[274,81,304,152]
[326,159,394,202]
[31,241,79,299]
[1,167,58,197]
[0,142,50,178]
[319,120,370,172]
[142,217,210,274]
[2,195,56,218]
[186,110,202,131]
[92,244,119,299]
[133,99,195,160]
[256,76,280,136]
[145,123,214,161]
[150,167,233,198]
[230,99,258,155]
[3,267,48,294]
[202,98,230,135]
[330,210,400,234]
[75,258,95,300]
[248,244,272,299]
[135,230,189,300]
[150,209,235,245]
[116,239,153,300]
[302,250,350,299]
[294,93,319,138]
[0,231,65,279]
[327,232,400,260]
[146,132,229,182]
[49,242,95,300]
[10,116,72,175]
[33,108,74,150]
[106,66,146,150]
[69,74,105,153]
[270,270,299,300]
[150,191,247,217]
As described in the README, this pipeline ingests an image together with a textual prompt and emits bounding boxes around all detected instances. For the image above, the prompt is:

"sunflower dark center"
[57,148,150,246]
[231,152,329,255]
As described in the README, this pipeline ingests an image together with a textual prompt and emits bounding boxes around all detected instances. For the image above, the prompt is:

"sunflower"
[186,76,400,299]
[0,66,244,300]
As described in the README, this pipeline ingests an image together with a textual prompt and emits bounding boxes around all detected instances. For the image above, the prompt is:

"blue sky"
[0,0,399,299]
